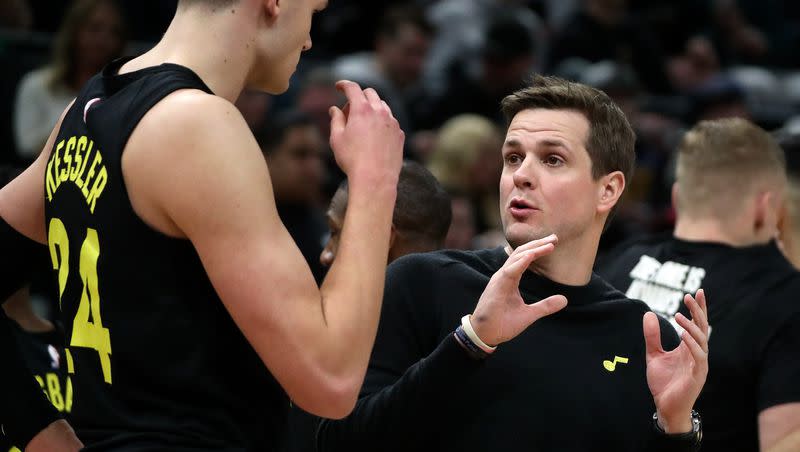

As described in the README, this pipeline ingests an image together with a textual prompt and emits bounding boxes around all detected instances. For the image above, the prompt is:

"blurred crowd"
[2,0,800,264]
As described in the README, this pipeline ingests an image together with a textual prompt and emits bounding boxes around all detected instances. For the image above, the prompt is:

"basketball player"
[0,0,407,450]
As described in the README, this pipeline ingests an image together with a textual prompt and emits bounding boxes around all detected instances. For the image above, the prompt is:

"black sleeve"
[0,309,61,448]
[316,335,482,451]
[757,312,800,411]
[0,216,60,447]
[316,255,484,452]
[0,216,41,302]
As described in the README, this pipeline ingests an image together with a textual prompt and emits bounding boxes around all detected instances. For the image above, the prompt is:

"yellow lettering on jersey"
[65,348,74,374]
[46,373,65,411]
[71,137,87,182]
[34,375,45,391]
[45,140,65,201]
[65,376,73,413]
[75,139,92,189]
[47,135,107,213]
[87,167,107,214]
[53,140,62,191]
[60,137,76,182]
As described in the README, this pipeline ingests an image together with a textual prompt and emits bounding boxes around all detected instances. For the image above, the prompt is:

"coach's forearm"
[766,430,800,452]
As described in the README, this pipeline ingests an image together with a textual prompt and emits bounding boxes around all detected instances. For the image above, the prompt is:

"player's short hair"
[340,161,451,248]
[676,118,786,220]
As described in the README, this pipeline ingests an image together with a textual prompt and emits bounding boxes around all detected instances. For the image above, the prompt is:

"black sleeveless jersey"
[0,322,70,452]
[43,58,287,451]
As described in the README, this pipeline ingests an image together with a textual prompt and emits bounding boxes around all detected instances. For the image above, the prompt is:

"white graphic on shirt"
[84,97,102,123]
[625,255,710,336]
[48,345,61,369]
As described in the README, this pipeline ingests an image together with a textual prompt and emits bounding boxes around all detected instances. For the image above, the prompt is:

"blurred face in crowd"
[377,23,431,89]
[76,1,125,70]
[266,124,325,203]
[500,108,603,248]
[445,196,477,250]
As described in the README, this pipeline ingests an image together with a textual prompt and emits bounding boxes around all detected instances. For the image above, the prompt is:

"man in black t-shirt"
[317,75,708,452]
[598,118,800,452]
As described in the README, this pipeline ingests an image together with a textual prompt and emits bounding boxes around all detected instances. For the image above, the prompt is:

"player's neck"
[126,6,258,102]
[674,217,768,247]
[2,289,54,334]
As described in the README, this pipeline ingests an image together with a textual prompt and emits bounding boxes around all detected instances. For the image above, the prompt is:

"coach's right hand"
[470,234,568,346]
[329,80,404,184]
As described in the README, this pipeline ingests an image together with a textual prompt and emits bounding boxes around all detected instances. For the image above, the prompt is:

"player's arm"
[757,311,800,452]
[0,102,83,451]
[124,83,402,419]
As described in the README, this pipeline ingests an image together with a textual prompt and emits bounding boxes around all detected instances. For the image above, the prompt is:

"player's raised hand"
[644,289,709,433]
[328,80,404,185]
[470,234,568,346]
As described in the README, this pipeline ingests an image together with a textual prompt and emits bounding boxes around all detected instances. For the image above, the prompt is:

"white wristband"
[461,315,497,354]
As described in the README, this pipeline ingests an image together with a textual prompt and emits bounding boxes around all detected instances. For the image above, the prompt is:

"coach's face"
[499,108,600,248]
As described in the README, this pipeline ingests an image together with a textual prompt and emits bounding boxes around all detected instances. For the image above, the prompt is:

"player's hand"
[25,419,83,452]
[470,234,568,346]
[644,289,709,433]
[328,80,404,185]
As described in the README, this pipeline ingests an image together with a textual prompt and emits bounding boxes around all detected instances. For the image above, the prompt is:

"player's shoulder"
[132,90,255,161]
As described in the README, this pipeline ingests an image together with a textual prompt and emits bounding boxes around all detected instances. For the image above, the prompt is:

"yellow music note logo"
[603,355,629,372]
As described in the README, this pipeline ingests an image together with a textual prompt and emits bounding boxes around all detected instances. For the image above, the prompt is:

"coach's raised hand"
[469,235,568,347]
[644,289,709,433]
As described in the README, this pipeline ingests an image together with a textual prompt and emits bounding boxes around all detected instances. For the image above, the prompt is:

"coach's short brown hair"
[501,74,636,184]
[675,118,786,220]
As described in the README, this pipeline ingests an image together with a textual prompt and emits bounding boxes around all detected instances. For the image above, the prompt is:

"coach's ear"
[596,170,625,216]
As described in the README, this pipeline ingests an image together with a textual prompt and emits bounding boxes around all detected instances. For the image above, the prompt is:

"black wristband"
[453,325,490,360]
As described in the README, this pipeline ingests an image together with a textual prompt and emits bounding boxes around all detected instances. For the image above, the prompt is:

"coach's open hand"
[470,234,568,346]
[644,289,709,433]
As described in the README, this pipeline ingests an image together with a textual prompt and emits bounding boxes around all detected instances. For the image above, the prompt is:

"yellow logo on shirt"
[603,355,629,372]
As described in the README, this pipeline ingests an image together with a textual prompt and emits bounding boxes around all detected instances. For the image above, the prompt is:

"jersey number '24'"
[48,218,112,384]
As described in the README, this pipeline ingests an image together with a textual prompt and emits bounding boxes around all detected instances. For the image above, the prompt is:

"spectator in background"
[0,0,32,29]
[294,68,346,201]
[257,110,328,284]
[13,0,126,161]
[418,9,538,128]
[444,192,478,250]
[427,114,503,236]
[235,88,273,133]
[332,4,434,133]
[598,118,800,452]
[547,0,672,94]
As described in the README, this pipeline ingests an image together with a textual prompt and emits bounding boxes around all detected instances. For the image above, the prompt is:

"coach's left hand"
[643,289,709,433]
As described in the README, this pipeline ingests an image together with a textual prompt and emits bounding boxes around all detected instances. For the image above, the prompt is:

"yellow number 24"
[48,218,112,384]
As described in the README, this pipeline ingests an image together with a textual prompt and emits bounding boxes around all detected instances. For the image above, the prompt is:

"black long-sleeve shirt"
[317,247,696,452]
